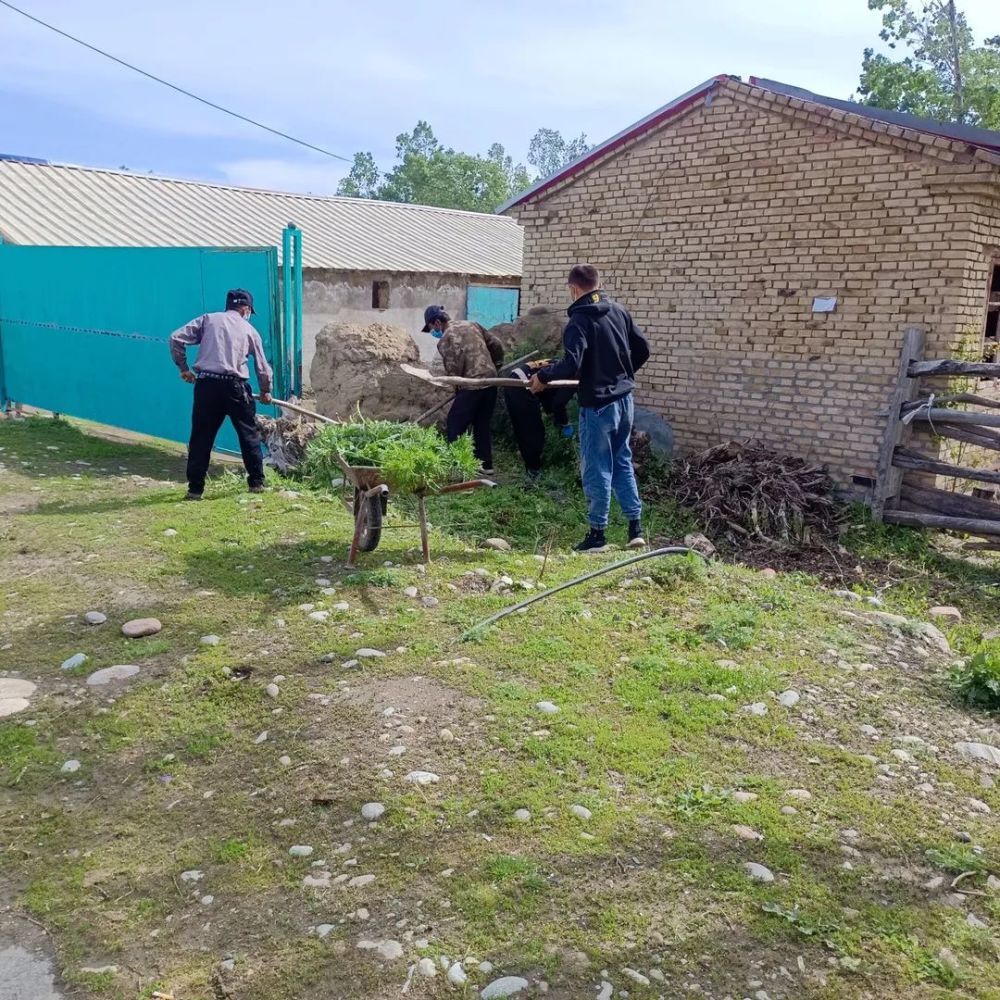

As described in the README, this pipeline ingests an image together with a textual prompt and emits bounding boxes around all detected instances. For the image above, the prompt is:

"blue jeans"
[579,394,642,529]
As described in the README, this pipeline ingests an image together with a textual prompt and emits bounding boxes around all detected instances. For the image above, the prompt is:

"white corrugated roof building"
[0,159,523,277]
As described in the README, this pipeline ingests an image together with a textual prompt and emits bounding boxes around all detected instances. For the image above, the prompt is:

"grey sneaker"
[627,520,646,548]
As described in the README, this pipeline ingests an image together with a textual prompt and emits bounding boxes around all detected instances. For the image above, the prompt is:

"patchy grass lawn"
[1,415,999,1000]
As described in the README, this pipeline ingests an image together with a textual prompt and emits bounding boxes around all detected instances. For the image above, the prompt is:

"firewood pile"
[671,441,841,546]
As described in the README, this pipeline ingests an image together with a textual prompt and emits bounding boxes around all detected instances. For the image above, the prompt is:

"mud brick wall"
[509,80,1000,490]
[300,270,520,380]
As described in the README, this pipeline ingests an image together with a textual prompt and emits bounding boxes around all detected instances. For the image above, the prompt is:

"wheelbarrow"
[259,395,495,566]
[335,453,495,567]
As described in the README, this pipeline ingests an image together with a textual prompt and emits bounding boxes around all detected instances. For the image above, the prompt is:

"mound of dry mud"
[310,322,446,422]
[489,305,566,355]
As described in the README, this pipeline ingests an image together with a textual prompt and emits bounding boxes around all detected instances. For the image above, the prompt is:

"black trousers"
[446,388,497,469]
[186,377,265,494]
[505,386,575,472]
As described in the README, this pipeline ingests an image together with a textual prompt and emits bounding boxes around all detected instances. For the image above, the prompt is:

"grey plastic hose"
[460,546,704,639]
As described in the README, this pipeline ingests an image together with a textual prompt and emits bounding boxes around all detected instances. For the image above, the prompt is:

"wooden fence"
[873,327,1000,547]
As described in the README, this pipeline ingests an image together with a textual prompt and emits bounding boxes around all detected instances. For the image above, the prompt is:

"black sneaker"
[627,520,646,548]
[525,468,542,485]
[574,529,610,553]
[248,484,266,494]
[184,491,203,502]
[479,467,496,478]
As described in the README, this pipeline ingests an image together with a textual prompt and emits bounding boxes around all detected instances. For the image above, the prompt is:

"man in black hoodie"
[529,264,650,552]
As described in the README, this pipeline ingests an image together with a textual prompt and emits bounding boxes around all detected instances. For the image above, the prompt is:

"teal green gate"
[0,242,293,452]
[467,284,520,329]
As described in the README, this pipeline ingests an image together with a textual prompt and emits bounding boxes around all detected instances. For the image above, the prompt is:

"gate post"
[872,326,926,520]
[280,226,293,400]
[280,224,303,399]
[0,238,7,410]
[0,319,7,410]
[292,226,303,398]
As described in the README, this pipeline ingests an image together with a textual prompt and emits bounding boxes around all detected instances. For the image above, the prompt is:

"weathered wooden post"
[872,327,926,521]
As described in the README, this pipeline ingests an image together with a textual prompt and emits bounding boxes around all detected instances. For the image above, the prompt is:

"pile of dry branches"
[671,440,841,546]
[629,430,655,480]
[256,414,319,474]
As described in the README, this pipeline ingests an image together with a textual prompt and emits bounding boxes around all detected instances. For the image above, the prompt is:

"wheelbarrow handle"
[434,478,497,495]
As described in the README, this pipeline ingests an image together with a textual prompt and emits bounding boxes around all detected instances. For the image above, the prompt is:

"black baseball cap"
[226,288,256,314]
[422,305,450,332]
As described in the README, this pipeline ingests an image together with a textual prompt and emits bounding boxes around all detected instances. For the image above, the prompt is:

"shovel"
[400,363,578,390]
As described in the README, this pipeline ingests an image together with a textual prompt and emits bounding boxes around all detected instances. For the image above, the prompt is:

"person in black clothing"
[529,264,650,552]
[504,358,576,481]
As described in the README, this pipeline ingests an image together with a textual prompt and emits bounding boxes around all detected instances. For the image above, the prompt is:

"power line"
[0,0,351,162]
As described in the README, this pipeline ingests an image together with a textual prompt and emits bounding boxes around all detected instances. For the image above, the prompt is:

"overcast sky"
[0,0,996,194]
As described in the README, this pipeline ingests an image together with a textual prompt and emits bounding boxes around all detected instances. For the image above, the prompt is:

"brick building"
[501,76,1000,493]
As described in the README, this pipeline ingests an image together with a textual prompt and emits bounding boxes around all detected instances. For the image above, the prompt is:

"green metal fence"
[0,231,303,451]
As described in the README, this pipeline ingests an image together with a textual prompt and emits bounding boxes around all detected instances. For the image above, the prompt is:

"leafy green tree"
[336,125,588,211]
[337,151,380,199]
[487,142,532,197]
[336,122,529,212]
[858,0,1000,128]
[527,127,591,178]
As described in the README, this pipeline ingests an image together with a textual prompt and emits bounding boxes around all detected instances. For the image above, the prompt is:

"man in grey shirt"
[169,288,274,500]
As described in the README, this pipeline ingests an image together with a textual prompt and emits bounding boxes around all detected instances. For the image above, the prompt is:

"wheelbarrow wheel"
[353,489,383,552]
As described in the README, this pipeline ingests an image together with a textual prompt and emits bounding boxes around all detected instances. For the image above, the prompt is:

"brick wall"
[510,81,1000,489]
[908,193,1000,485]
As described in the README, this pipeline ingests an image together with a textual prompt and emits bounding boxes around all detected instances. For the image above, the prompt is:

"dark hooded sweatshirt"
[535,291,650,408]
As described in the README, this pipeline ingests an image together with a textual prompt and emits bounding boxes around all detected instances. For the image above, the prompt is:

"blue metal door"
[467,285,520,328]
[0,244,283,451]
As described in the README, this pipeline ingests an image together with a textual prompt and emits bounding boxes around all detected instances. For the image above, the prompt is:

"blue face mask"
[430,327,444,339]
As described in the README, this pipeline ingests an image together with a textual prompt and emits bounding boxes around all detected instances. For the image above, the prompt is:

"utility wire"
[0,0,350,162]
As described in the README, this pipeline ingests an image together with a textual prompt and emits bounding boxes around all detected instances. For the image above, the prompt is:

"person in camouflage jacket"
[422,305,505,474]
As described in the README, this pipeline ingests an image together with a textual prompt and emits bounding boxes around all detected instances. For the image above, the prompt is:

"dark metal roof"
[751,78,1000,153]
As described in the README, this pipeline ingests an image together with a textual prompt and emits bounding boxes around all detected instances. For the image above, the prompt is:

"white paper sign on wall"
[812,296,838,313]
